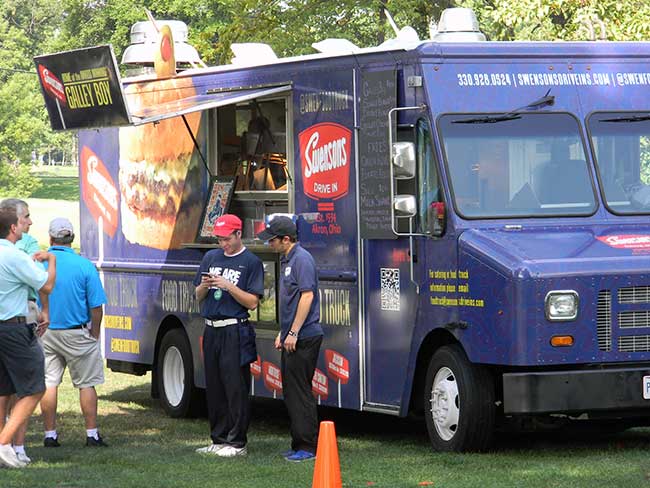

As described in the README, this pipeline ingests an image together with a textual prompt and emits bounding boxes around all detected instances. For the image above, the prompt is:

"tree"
[459,0,650,42]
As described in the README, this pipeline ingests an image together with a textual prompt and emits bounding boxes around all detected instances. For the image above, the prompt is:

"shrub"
[0,162,43,198]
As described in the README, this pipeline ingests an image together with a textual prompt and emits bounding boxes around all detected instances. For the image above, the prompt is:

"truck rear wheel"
[424,344,495,452]
[156,328,201,418]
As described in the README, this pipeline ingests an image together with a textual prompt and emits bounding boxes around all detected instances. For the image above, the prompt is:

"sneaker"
[86,434,108,447]
[15,451,31,464]
[44,436,60,448]
[285,450,316,462]
[281,449,295,458]
[0,444,26,468]
[216,445,247,457]
[196,443,227,454]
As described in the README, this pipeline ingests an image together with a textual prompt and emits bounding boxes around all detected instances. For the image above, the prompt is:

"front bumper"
[503,366,650,414]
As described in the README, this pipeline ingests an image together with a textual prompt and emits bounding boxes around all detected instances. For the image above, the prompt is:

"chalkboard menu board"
[359,70,397,239]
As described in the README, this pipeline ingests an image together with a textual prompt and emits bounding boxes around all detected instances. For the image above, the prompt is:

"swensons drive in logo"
[81,146,119,237]
[597,234,650,250]
[299,123,351,200]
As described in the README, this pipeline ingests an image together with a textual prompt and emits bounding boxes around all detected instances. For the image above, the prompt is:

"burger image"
[118,24,203,250]
[118,77,202,249]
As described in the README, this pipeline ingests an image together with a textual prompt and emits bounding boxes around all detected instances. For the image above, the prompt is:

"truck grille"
[619,286,650,304]
[619,335,650,352]
[598,286,650,352]
[597,290,611,352]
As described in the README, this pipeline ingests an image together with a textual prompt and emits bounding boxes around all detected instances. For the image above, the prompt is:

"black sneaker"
[86,435,108,447]
[44,436,61,447]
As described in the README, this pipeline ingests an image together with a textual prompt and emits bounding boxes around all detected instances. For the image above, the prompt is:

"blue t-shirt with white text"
[194,247,264,320]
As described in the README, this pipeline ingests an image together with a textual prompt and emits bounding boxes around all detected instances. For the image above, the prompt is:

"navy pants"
[281,335,323,453]
[203,324,251,448]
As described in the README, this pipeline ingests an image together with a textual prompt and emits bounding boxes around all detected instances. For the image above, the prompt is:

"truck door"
[358,69,430,410]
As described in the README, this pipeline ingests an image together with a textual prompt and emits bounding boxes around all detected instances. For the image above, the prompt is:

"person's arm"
[195,274,212,302]
[90,306,103,340]
[36,292,50,336]
[283,291,314,353]
[212,275,259,310]
[33,251,56,294]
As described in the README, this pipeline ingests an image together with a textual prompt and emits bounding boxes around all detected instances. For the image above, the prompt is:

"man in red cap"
[194,214,263,457]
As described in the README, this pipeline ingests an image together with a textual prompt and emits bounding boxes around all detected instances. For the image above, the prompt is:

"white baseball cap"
[48,217,74,238]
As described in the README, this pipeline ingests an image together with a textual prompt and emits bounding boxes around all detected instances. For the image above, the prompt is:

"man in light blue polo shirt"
[0,198,45,464]
[0,205,56,469]
[40,217,108,448]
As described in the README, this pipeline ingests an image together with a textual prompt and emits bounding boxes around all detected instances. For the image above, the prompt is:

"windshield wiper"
[599,115,650,123]
[452,89,555,125]
[453,114,521,124]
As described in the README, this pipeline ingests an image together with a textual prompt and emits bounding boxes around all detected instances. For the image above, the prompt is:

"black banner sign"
[358,70,397,239]
[34,45,130,131]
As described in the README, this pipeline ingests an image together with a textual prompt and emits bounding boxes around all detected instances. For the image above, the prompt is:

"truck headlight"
[545,291,579,321]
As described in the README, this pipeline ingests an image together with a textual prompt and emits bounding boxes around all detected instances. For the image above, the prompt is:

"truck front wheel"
[424,344,495,452]
[156,328,200,418]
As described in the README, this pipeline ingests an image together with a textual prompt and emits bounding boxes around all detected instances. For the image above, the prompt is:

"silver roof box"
[121,20,204,68]
[432,8,486,42]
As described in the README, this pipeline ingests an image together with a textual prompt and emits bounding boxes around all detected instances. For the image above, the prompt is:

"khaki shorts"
[42,328,104,389]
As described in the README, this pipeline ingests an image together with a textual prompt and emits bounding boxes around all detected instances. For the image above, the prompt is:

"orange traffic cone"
[312,421,342,488]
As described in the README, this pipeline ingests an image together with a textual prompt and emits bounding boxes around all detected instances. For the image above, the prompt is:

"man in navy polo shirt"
[40,217,108,448]
[257,215,323,462]
[194,214,263,458]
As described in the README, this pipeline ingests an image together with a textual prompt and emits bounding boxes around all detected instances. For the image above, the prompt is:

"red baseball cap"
[213,214,242,237]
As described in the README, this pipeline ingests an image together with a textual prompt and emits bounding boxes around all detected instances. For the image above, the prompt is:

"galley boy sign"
[34,45,130,130]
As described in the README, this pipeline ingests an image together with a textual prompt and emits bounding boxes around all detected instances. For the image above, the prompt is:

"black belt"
[52,324,85,330]
[0,316,26,324]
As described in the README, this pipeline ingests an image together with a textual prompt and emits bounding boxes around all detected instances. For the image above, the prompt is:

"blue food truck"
[35,9,650,451]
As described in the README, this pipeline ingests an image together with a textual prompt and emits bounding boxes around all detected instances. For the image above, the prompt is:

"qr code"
[380,268,400,311]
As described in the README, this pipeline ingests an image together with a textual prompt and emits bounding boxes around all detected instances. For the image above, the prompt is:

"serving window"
[202,93,292,331]
[208,95,292,241]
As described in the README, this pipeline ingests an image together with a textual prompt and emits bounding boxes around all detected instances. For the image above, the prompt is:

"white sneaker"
[0,444,26,468]
[216,445,247,457]
[195,443,227,454]
[15,451,31,464]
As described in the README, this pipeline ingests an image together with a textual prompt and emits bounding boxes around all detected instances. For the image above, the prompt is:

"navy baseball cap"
[257,215,297,241]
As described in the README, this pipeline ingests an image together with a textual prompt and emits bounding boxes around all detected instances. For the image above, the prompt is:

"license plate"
[644,376,650,400]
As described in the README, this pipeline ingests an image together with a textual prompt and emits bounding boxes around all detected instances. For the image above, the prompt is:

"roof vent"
[231,43,278,66]
[121,20,205,73]
[312,38,360,55]
[432,8,486,42]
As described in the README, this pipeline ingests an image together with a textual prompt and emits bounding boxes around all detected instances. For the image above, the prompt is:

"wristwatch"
[287,330,298,338]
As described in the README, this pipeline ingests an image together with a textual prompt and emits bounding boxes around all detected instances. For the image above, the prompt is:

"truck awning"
[129,84,292,125]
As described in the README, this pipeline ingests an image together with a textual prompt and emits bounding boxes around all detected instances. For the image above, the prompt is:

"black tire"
[423,344,495,452]
[156,328,201,418]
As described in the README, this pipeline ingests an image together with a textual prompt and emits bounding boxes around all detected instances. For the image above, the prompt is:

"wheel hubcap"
[430,366,460,441]
[162,346,185,407]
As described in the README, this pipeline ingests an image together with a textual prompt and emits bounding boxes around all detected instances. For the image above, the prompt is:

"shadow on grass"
[97,382,650,456]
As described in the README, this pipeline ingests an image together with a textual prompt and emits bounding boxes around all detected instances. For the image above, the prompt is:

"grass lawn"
[23,198,79,250]
[3,368,650,487]
[30,165,80,202]
[11,163,82,249]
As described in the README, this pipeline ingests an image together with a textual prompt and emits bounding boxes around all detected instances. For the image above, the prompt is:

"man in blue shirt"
[257,216,323,462]
[0,206,56,469]
[194,214,263,458]
[39,217,108,448]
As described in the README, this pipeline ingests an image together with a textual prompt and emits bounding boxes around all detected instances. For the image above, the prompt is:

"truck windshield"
[439,113,596,218]
[588,112,650,214]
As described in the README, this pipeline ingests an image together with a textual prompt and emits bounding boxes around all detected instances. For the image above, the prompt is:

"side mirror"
[428,201,446,236]
[394,194,417,218]
[392,142,416,179]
